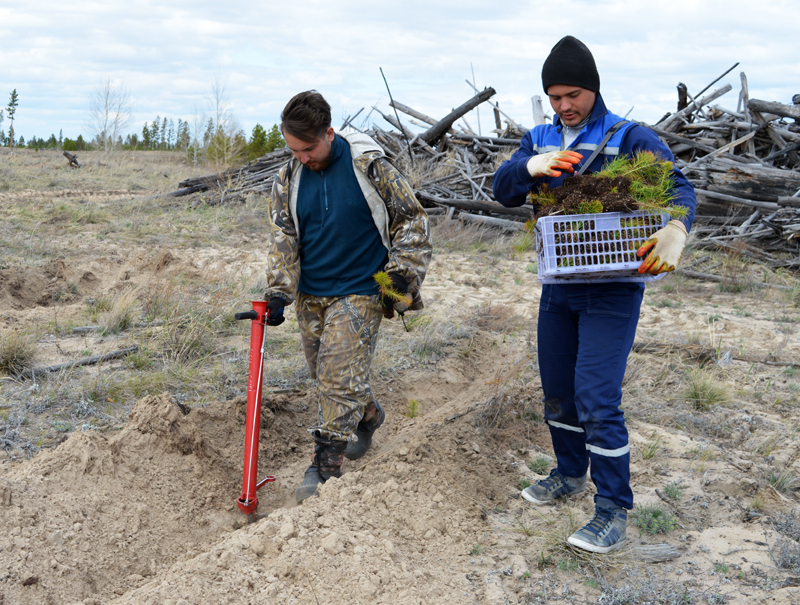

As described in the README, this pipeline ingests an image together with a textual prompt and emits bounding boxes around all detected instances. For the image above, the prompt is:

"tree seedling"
[373,271,412,307]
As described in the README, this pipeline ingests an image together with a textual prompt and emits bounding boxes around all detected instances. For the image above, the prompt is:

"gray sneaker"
[522,468,587,505]
[567,501,627,554]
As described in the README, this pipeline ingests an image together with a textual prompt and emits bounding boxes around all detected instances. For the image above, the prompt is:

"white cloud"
[1,0,798,142]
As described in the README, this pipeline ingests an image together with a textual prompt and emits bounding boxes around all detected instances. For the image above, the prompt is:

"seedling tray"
[535,211,669,284]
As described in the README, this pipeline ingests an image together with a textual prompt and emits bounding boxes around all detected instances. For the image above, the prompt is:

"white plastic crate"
[534,211,669,284]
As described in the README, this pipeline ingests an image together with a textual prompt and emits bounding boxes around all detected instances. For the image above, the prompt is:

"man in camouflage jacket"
[264,91,431,503]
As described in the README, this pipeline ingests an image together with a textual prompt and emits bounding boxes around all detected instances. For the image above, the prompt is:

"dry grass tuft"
[718,244,759,293]
[493,147,516,171]
[591,563,705,604]
[0,329,37,376]
[431,217,516,256]
[475,303,526,333]
[683,369,731,411]
[158,308,216,364]
[767,469,800,494]
[540,508,629,570]
[102,288,142,333]
[392,149,458,188]
[475,357,544,449]
[410,316,461,359]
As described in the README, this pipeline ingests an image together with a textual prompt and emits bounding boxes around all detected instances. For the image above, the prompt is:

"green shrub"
[631,504,677,535]
[527,456,550,475]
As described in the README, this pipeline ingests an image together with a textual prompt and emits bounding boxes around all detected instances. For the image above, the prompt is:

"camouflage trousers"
[296,293,383,441]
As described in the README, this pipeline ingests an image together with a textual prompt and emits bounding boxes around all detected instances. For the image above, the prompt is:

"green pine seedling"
[373,271,412,306]
[573,199,603,214]
[530,151,688,219]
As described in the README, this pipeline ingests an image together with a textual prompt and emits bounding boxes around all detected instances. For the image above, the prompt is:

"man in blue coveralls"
[493,36,696,553]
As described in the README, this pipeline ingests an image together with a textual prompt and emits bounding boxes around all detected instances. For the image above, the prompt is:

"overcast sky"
[1,0,798,143]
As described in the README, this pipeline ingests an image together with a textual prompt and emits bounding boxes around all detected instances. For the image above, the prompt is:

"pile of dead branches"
[166,71,800,261]
[650,67,800,266]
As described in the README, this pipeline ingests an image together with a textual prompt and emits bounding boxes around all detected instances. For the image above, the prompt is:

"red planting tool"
[234,300,276,515]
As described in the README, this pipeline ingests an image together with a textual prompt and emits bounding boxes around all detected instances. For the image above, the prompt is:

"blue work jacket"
[492,94,696,231]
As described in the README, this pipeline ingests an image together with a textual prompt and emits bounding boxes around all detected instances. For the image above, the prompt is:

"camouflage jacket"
[265,132,431,312]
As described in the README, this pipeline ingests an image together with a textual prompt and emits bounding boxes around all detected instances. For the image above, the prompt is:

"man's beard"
[304,151,332,172]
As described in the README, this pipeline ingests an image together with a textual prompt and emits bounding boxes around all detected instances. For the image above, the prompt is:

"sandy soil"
[3,150,800,604]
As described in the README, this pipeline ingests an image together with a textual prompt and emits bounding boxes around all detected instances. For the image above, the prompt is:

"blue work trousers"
[537,282,644,510]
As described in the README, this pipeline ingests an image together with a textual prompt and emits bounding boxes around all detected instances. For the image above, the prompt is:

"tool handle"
[234,310,258,321]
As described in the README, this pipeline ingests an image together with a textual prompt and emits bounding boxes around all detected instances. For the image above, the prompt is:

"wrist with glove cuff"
[636,220,688,275]
[265,297,287,326]
[526,150,583,178]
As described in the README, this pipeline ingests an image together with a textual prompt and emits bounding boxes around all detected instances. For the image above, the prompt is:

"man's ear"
[325,127,335,142]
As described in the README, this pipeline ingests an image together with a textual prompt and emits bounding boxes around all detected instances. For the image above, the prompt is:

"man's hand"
[636,220,688,275]
[381,273,409,311]
[526,150,583,178]
[265,297,286,326]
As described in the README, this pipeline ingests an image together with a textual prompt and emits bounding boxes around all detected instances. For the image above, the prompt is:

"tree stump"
[63,151,81,168]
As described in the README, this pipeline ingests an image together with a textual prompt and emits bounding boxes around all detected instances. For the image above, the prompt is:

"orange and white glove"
[526,150,583,178]
[636,220,688,274]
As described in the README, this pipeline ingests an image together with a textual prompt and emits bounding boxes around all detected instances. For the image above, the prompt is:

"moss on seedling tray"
[529,151,687,220]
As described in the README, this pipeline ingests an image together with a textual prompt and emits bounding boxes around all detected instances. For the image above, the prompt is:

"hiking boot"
[295,432,346,503]
[345,400,385,461]
[521,468,587,505]
[567,499,627,554]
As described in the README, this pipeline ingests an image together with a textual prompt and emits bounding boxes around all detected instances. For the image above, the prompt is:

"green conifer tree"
[160,116,167,150]
[265,124,285,153]
[150,117,160,149]
[246,123,268,161]
[142,123,151,149]
[6,89,19,147]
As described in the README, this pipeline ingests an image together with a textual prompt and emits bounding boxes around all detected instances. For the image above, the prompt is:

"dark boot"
[345,400,385,461]
[295,432,346,503]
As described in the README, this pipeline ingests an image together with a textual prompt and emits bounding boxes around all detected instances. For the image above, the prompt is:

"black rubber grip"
[234,310,258,321]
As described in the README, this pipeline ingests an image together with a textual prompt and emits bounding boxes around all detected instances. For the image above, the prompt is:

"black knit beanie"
[541,36,600,94]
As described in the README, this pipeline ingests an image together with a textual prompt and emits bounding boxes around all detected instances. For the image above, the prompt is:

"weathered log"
[416,192,534,219]
[531,95,546,126]
[763,125,800,165]
[763,142,800,163]
[377,108,437,155]
[633,340,716,363]
[677,83,689,111]
[697,190,779,211]
[656,84,733,132]
[30,346,140,377]
[389,100,438,126]
[649,126,719,154]
[166,185,205,198]
[690,130,757,164]
[748,98,800,121]
[458,213,526,232]
[735,210,761,233]
[697,158,800,202]
[449,133,521,146]
[63,151,80,168]
[631,544,682,563]
[420,88,497,145]
[679,269,789,290]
